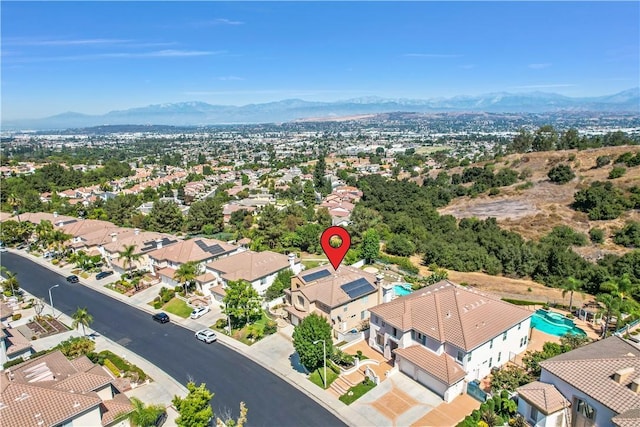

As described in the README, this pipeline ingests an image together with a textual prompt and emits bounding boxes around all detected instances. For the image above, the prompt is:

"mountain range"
[5,88,639,130]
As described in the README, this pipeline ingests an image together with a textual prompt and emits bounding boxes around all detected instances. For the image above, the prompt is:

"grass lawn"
[302,260,324,269]
[339,378,376,404]
[162,297,192,318]
[213,311,277,345]
[309,367,338,389]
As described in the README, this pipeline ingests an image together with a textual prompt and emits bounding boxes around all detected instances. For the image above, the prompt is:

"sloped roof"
[394,345,466,385]
[148,238,238,264]
[369,281,532,351]
[296,265,379,308]
[0,382,101,427]
[516,381,570,415]
[100,393,134,426]
[540,336,640,415]
[206,250,292,282]
[613,408,640,427]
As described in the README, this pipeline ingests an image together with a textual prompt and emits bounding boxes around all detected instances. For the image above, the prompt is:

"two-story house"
[368,280,532,402]
[0,350,133,426]
[100,229,179,275]
[205,250,302,299]
[285,265,383,339]
[147,237,241,287]
[517,335,640,427]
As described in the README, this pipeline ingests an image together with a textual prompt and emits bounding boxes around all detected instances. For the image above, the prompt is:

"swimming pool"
[394,283,413,297]
[531,309,586,337]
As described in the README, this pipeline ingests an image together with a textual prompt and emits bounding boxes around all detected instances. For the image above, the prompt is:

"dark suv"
[152,312,170,324]
[96,270,114,280]
[66,275,79,283]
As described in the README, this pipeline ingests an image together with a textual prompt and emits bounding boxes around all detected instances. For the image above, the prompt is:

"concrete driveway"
[350,372,443,426]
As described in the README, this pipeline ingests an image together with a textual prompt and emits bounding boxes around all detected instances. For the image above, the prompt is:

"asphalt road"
[1,252,346,427]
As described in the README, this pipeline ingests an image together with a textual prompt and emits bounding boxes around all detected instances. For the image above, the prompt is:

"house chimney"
[155,239,163,249]
[380,283,394,303]
[614,367,635,384]
[110,232,117,242]
[375,273,384,285]
[53,211,58,218]
[134,228,140,235]
[631,378,640,394]
[288,253,296,270]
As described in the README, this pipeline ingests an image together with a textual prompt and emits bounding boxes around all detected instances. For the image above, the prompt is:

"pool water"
[531,309,586,337]
[394,283,413,297]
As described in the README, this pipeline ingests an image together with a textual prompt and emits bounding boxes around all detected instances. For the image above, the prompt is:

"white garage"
[395,346,467,403]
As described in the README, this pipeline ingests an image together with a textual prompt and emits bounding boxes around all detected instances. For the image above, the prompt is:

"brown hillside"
[436,146,640,254]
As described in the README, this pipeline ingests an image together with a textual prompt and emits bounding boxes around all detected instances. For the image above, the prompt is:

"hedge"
[103,359,121,377]
[502,298,546,306]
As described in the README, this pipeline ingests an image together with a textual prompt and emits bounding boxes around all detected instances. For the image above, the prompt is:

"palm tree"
[119,397,165,427]
[49,230,71,255]
[118,244,142,277]
[174,261,198,296]
[71,307,94,336]
[596,293,621,338]
[601,274,636,302]
[7,193,23,223]
[0,268,19,296]
[561,276,584,314]
[35,220,54,250]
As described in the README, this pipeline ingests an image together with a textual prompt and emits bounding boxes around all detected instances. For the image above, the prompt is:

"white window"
[362,295,368,304]
[361,310,366,320]
[467,352,472,362]
[297,295,304,306]
[488,357,492,367]
[503,331,508,341]
[529,406,539,423]
[518,322,522,330]
[392,327,397,337]
[489,339,493,349]
[456,351,464,362]
[498,352,501,362]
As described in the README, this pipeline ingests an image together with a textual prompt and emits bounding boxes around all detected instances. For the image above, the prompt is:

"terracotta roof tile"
[394,345,466,385]
[613,408,640,427]
[540,336,640,414]
[148,238,238,264]
[369,281,531,351]
[54,372,112,394]
[206,250,292,282]
[516,381,570,415]
[100,393,134,426]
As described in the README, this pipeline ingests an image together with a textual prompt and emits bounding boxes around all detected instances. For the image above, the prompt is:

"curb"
[9,249,357,427]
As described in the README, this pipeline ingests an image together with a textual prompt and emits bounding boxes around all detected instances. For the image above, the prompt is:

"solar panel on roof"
[341,278,375,299]
[195,240,226,256]
[302,269,331,282]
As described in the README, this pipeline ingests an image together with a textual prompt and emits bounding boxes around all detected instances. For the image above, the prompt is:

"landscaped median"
[338,377,376,405]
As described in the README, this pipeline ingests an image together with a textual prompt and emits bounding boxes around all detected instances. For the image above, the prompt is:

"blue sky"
[2,1,639,119]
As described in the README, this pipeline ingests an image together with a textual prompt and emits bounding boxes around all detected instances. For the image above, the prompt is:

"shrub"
[548,164,575,184]
[153,300,163,309]
[11,313,22,321]
[51,259,59,265]
[595,155,611,168]
[589,227,605,243]
[609,166,626,179]
[215,318,228,329]
[103,359,121,377]
[263,320,278,335]
[489,187,500,196]
[613,221,640,248]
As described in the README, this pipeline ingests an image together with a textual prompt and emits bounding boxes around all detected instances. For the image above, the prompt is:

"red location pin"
[320,226,351,271]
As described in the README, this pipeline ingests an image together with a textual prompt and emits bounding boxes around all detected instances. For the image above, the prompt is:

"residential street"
[1,252,346,427]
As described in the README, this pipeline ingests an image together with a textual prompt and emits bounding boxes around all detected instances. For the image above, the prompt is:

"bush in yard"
[153,300,163,309]
[11,313,22,321]
[57,336,95,358]
[215,318,228,329]
[263,320,278,335]
[104,359,121,377]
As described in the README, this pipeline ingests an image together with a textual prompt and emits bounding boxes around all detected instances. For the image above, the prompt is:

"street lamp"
[313,339,327,388]
[48,284,59,317]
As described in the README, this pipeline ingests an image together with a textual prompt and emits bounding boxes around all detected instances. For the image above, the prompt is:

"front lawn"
[212,311,277,345]
[339,378,377,404]
[162,297,192,318]
[309,367,338,389]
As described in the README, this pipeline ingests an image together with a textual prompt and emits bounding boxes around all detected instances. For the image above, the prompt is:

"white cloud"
[510,84,576,90]
[217,76,244,81]
[528,63,552,69]
[193,18,244,27]
[4,38,131,46]
[404,53,462,58]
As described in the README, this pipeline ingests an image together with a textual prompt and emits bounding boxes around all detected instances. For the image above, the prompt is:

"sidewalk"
[10,249,364,426]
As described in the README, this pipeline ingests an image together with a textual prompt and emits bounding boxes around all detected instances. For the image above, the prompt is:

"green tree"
[0,220,34,246]
[121,397,165,427]
[186,198,223,234]
[71,307,94,336]
[532,125,558,152]
[489,365,532,392]
[561,276,584,313]
[547,164,575,184]
[302,180,317,209]
[385,234,416,257]
[596,293,622,338]
[589,227,605,243]
[7,193,23,222]
[609,166,627,179]
[146,200,184,233]
[613,221,640,248]
[511,128,533,153]
[118,244,142,276]
[360,229,380,264]
[313,154,331,196]
[174,261,199,295]
[522,342,565,378]
[264,269,294,301]
[292,313,333,372]
[1,270,20,295]
[595,155,611,168]
[223,279,262,328]
[172,382,214,427]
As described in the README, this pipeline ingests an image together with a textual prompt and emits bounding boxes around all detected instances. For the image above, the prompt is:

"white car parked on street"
[195,329,217,343]
[190,306,211,319]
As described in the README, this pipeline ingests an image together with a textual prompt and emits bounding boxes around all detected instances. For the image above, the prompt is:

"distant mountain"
[4,88,639,130]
